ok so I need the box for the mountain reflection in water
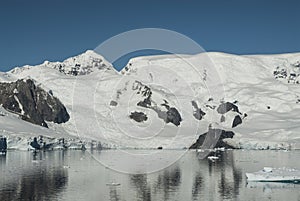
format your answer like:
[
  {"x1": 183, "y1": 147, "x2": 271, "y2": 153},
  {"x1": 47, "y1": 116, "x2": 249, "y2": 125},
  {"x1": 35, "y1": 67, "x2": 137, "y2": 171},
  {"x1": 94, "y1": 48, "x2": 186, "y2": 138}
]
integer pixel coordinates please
[
  {"x1": 0, "y1": 150, "x2": 299, "y2": 201},
  {"x1": 0, "y1": 151, "x2": 68, "y2": 201}
]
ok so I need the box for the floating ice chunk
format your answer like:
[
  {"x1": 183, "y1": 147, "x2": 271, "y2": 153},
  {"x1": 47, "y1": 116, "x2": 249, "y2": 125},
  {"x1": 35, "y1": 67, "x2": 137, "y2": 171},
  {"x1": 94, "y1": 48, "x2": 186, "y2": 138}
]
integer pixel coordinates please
[{"x1": 246, "y1": 167, "x2": 300, "y2": 182}]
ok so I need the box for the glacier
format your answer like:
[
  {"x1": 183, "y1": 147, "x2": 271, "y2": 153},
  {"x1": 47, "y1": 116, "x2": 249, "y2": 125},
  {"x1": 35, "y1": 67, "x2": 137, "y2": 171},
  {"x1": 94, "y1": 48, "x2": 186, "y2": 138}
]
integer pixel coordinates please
[{"x1": 1, "y1": 50, "x2": 300, "y2": 150}]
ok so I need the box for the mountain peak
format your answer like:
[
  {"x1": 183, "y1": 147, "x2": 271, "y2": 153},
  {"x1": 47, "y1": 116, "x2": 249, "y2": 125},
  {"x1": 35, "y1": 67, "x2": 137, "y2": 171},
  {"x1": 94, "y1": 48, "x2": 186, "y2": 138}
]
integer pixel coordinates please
[
  {"x1": 10, "y1": 50, "x2": 115, "y2": 76},
  {"x1": 74, "y1": 50, "x2": 102, "y2": 59}
]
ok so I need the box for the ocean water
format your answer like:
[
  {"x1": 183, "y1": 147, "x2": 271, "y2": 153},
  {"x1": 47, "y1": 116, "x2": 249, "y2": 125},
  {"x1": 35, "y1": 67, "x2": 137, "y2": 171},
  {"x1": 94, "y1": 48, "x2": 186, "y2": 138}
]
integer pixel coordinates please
[{"x1": 0, "y1": 150, "x2": 300, "y2": 201}]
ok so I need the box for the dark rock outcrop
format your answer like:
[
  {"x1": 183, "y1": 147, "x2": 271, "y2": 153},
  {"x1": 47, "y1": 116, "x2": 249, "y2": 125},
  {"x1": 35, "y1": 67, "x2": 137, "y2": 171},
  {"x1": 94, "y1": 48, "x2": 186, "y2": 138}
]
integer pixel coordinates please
[
  {"x1": 30, "y1": 137, "x2": 41, "y2": 150},
  {"x1": 192, "y1": 101, "x2": 206, "y2": 120},
  {"x1": 217, "y1": 102, "x2": 241, "y2": 114},
  {"x1": 134, "y1": 81, "x2": 182, "y2": 126},
  {"x1": 166, "y1": 107, "x2": 182, "y2": 126},
  {"x1": 152, "y1": 105, "x2": 182, "y2": 126},
  {"x1": 134, "y1": 81, "x2": 153, "y2": 108},
  {"x1": 137, "y1": 97, "x2": 152, "y2": 108},
  {"x1": 232, "y1": 115, "x2": 242, "y2": 128},
  {"x1": 110, "y1": 100, "x2": 118, "y2": 106},
  {"x1": 220, "y1": 115, "x2": 225, "y2": 122},
  {"x1": 129, "y1": 111, "x2": 148, "y2": 122},
  {"x1": 132, "y1": 80, "x2": 152, "y2": 97},
  {"x1": 193, "y1": 108, "x2": 206, "y2": 120},
  {"x1": 273, "y1": 64, "x2": 300, "y2": 84},
  {"x1": 273, "y1": 67, "x2": 287, "y2": 79},
  {"x1": 0, "y1": 79, "x2": 70, "y2": 127},
  {"x1": 190, "y1": 129, "x2": 235, "y2": 149},
  {"x1": 0, "y1": 137, "x2": 7, "y2": 153}
]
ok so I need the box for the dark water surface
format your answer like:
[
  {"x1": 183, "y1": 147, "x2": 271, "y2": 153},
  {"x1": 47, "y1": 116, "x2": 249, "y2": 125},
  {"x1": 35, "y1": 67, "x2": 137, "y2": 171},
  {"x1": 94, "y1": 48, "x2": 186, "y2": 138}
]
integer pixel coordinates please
[{"x1": 0, "y1": 150, "x2": 300, "y2": 201}]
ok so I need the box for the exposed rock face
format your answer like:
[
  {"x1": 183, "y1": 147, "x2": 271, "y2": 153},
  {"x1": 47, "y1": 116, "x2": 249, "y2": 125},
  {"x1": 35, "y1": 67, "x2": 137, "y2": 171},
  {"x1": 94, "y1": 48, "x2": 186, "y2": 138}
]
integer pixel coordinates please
[
  {"x1": 0, "y1": 137, "x2": 7, "y2": 152},
  {"x1": 217, "y1": 102, "x2": 241, "y2": 114},
  {"x1": 134, "y1": 81, "x2": 182, "y2": 126},
  {"x1": 165, "y1": 107, "x2": 182, "y2": 126},
  {"x1": 42, "y1": 50, "x2": 111, "y2": 76},
  {"x1": 151, "y1": 106, "x2": 182, "y2": 126},
  {"x1": 110, "y1": 100, "x2": 118, "y2": 106},
  {"x1": 30, "y1": 137, "x2": 41, "y2": 150},
  {"x1": 220, "y1": 115, "x2": 225, "y2": 122},
  {"x1": 273, "y1": 62, "x2": 300, "y2": 84},
  {"x1": 214, "y1": 100, "x2": 246, "y2": 128},
  {"x1": 129, "y1": 111, "x2": 148, "y2": 122},
  {"x1": 137, "y1": 97, "x2": 152, "y2": 108},
  {"x1": 132, "y1": 81, "x2": 152, "y2": 97},
  {"x1": 191, "y1": 101, "x2": 206, "y2": 120},
  {"x1": 0, "y1": 79, "x2": 70, "y2": 127},
  {"x1": 232, "y1": 115, "x2": 242, "y2": 128},
  {"x1": 190, "y1": 129, "x2": 235, "y2": 149},
  {"x1": 273, "y1": 67, "x2": 287, "y2": 79}
]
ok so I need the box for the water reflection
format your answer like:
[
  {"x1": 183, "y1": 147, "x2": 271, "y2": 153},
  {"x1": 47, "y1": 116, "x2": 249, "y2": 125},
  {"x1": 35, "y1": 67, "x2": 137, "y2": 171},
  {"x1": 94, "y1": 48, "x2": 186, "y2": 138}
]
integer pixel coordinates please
[
  {"x1": 124, "y1": 150, "x2": 243, "y2": 201},
  {"x1": 192, "y1": 173, "x2": 203, "y2": 201},
  {"x1": 0, "y1": 155, "x2": 6, "y2": 166},
  {"x1": 0, "y1": 168, "x2": 68, "y2": 201},
  {"x1": 108, "y1": 185, "x2": 121, "y2": 201},
  {"x1": 0, "y1": 151, "x2": 68, "y2": 201},
  {"x1": 0, "y1": 150, "x2": 299, "y2": 201},
  {"x1": 127, "y1": 166, "x2": 181, "y2": 201},
  {"x1": 130, "y1": 174, "x2": 151, "y2": 201},
  {"x1": 155, "y1": 167, "x2": 181, "y2": 201},
  {"x1": 217, "y1": 151, "x2": 243, "y2": 200},
  {"x1": 194, "y1": 150, "x2": 243, "y2": 200}
]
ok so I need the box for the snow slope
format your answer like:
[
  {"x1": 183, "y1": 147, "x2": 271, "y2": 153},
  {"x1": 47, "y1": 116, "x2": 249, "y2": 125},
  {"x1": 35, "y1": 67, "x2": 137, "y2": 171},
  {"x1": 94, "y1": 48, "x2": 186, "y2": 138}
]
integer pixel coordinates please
[{"x1": 1, "y1": 50, "x2": 300, "y2": 149}]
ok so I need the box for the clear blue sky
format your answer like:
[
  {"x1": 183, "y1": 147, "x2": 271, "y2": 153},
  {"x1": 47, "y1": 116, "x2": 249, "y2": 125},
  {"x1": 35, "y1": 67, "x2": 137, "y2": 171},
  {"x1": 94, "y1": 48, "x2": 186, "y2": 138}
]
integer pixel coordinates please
[{"x1": 1, "y1": 0, "x2": 300, "y2": 71}]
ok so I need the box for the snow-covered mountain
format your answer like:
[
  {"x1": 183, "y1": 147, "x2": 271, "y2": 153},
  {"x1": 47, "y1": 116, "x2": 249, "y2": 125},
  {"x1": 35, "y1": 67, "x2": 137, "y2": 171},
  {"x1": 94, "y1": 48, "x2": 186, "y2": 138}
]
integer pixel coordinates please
[
  {"x1": 1, "y1": 50, "x2": 300, "y2": 150},
  {"x1": 9, "y1": 50, "x2": 113, "y2": 76}
]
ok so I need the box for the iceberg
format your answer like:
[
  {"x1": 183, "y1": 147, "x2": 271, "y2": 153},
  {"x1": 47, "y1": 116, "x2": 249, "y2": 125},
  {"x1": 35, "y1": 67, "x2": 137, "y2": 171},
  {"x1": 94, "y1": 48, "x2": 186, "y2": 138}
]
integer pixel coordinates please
[{"x1": 246, "y1": 167, "x2": 300, "y2": 183}]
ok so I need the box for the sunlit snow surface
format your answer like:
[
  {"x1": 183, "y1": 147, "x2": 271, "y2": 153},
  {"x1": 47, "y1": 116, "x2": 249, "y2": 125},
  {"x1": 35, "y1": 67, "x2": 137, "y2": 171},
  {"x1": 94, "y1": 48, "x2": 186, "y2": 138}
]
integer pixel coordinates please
[{"x1": 1, "y1": 50, "x2": 300, "y2": 150}]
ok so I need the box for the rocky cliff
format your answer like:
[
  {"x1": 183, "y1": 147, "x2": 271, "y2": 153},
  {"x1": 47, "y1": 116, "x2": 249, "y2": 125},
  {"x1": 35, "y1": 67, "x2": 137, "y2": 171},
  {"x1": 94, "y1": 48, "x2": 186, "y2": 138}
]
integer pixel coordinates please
[{"x1": 0, "y1": 79, "x2": 69, "y2": 127}]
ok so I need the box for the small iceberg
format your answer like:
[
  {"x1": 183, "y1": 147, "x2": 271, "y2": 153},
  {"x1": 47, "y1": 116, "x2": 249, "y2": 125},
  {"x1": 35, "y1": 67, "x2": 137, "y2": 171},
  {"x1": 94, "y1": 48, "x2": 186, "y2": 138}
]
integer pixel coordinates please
[
  {"x1": 246, "y1": 167, "x2": 300, "y2": 183},
  {"x1": 106, "y1": 182, "x2": 121, "y2": 186},
  {"x1": 207, "y1": 156, "x2": 219, "y2": 162}
]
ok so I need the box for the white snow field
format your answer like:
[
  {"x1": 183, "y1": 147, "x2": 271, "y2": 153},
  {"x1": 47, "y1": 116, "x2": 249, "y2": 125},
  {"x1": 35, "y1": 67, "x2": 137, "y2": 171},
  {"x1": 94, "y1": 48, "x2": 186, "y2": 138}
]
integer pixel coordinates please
[{"x1": 1, "y1": 50, "x2": 300, "y2": 150}]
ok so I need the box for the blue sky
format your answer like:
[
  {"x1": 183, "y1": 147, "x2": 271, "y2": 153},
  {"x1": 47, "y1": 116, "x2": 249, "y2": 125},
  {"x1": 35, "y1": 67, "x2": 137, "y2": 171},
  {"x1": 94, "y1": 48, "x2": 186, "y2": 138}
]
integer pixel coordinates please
[{"x1": 1, "y1": 0, "x2": 300, "y2": 71}]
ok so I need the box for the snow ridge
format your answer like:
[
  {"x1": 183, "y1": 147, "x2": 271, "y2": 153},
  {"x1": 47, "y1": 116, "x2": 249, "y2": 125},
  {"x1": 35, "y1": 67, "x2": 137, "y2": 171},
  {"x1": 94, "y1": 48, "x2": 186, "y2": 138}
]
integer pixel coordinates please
[
  {"x1": 1, "y1": 50, "x2": 300, "y2": 150},
  {"x1": 10, "y1": 50, "x2": 115, "y2": 76}
]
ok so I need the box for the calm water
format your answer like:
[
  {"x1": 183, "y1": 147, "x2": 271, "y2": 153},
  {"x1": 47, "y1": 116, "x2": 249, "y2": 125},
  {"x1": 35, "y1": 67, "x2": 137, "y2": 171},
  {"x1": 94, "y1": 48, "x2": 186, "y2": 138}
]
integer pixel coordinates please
[{"x1": 0, "y1": 150, "x2": 300, "y2": 201}]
